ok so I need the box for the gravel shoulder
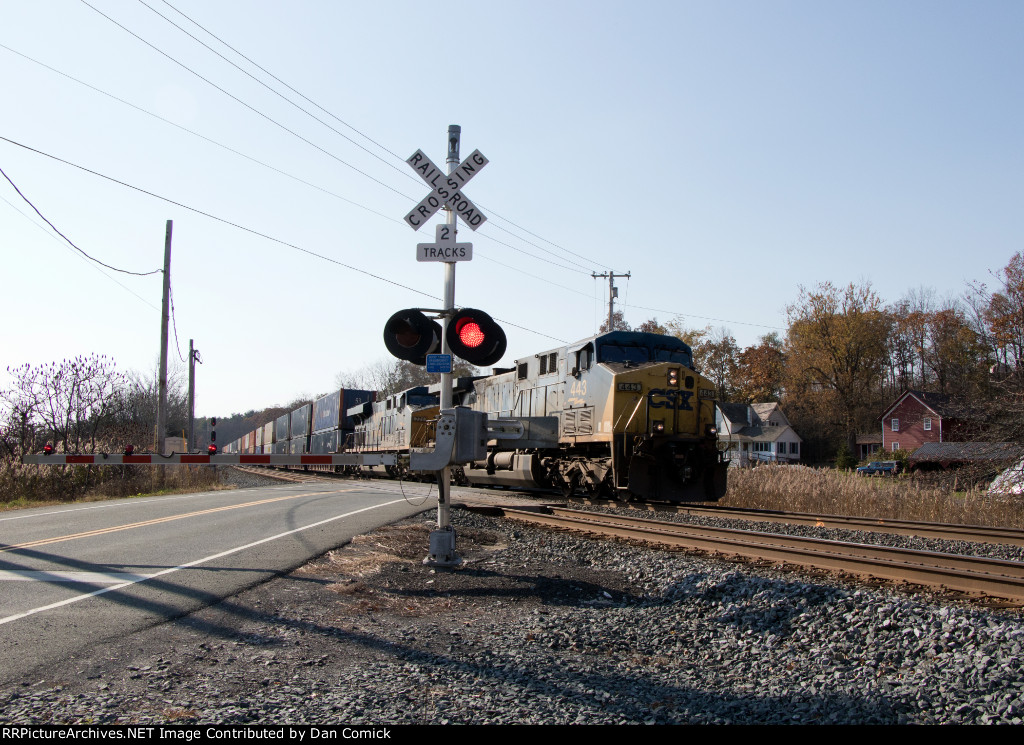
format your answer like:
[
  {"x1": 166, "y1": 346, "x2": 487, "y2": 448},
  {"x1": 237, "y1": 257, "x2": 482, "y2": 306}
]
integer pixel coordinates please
[{"x1": 3, "y1": 505, "x2": 1024, "y2": 725}]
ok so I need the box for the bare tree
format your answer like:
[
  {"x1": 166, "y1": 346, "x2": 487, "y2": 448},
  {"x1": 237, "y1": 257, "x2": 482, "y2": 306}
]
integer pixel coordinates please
[{"x1": 2, "y1": 355, "x2": 127, "y2": 454}]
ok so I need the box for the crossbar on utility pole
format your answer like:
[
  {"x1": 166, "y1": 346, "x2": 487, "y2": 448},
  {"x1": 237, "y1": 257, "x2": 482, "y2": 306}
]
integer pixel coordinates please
[{"x1": 592, "y1": 271, "x2": 631, "y2": 330}]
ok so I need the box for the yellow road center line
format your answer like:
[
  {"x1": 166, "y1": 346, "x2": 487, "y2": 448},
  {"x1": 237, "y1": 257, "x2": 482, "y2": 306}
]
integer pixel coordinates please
[{"x1": 0, "y1": 489, "x2": 354, "y2": 553}]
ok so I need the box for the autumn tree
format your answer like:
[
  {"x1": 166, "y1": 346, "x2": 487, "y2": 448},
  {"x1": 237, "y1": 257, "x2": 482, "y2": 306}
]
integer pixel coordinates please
[
  {"x1": 734, "y1": 333, "x2": 786, "y2": 403},
  {"x1": 634, "y1": 317, "x2": 667, "y2": 335},
  {"x1": 699, "y1": 328, "x2": 739, "y2": 400},
  {"x1": 598, "y1": 310, "x2": 630, "y2": 333},
  {"x1": 984, "y1": 252, "x2": 1024, "y2": 374},
  {"x1": 785, "y1": 282, "x2": 891, "y2": 451}
]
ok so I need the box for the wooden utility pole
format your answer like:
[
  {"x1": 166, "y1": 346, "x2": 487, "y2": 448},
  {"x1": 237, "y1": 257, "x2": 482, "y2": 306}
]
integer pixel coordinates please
[
  {"x1": 157, "y1": 220, "x2": 172, "y2": 465},
  {"x1": 593, "y1": 271, "x2": 631, "y2": 330}
]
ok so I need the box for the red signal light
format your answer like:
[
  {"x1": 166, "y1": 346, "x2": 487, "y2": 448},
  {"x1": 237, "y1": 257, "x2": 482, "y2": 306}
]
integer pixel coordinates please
[
  {"x1": 42, "y1": 444, "x2": 54, "y2": 455},
  {"x1": 456, "y1": 319, "x2": 486, "y2": 348},
  {"x1": 208, "y1": 445, "x2": 217, "y2": 455},
  {"x1": 446, "y1": 309, "x2": 507, "y2": 366}
]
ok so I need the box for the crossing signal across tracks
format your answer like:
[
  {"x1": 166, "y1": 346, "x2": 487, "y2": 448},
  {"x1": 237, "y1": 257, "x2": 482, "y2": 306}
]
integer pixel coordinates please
[
  {"x1": 383, "y1": 309, "x2": 443, "y2": 365},
  {"x1": 447, "y1": 308, "x2": 506, "y2": 367}
]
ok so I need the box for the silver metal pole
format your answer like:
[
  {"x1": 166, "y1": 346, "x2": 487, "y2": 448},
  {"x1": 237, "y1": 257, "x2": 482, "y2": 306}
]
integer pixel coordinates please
[
  {"x1": 424, "y1": 125, "x2": 463, "y2": 567},
  {"x1": 438, "y1": 125, "x2": 459, "y2": 530}
]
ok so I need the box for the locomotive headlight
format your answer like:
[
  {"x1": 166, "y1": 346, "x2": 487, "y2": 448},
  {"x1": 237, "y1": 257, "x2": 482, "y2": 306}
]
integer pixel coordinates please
[
  {"x1": 667, "y1": 369, "x2": 679, "y2": 387},
  {"x1": 653, "y1": 420, "x2": 665, "y2": 433}
]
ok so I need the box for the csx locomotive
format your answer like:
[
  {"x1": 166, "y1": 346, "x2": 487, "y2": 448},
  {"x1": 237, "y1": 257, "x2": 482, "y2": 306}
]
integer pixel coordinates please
[{"x1": 453, "y1": 330, "x2": 728, "y2": 502}]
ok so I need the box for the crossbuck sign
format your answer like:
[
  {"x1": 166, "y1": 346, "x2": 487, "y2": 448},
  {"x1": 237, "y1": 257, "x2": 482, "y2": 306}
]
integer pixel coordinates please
[{"x1": 404, "y1": 148, "x2": 488, "y2": 230}]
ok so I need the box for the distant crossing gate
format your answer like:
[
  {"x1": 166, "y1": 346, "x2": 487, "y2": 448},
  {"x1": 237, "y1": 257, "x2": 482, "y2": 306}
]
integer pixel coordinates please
[{"x1": 22, "y1": 453, "x2": 396, "y2": 467}]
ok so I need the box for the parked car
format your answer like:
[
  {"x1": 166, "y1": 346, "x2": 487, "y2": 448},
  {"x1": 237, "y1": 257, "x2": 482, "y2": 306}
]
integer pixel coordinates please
[{"x1": 857, "y1": 460, "x2": 898, "y2": 476}]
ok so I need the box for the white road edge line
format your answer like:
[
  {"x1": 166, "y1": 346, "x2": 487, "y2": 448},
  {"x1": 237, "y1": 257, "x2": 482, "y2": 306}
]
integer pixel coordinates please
[
  {"x1": 0, "y1": 483, "x2": 324, "y2": 523},
  {"x1": 0, "y1": 498, "x2": 410, "y2": 626}
]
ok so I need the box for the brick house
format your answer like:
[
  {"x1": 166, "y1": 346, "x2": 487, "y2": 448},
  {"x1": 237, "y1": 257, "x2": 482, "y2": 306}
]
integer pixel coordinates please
[{"x1": 878, "y1": 390, "x2": 962, "y2": 452}]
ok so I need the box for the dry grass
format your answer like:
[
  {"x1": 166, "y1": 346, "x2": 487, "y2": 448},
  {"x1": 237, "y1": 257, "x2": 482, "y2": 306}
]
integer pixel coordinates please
[
  {"x1": 720, "y1": 464, "x2": 1024, "y2": 529},
  {"x1": 0, "y1": 463, "x2": 228, "y2": 509}
]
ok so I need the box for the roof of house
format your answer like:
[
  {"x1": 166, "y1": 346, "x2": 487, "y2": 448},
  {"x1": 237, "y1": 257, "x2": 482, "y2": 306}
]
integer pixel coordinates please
[
  {"x1": 717, "y1": 402, "x2": 750, "y2": 426},
  {"x1": 909, "y1": 442, "x2": 1024, "y2": 464},
  {"x1": 856, "y1": 433, "x2": 883, "y2": 445},
  {"x1": 879, "y1": 390, "x2": 957, "y2": 421},
  {"x1": 751, "y1": 402, "x2": 780, "y2": 421},
  {"x1": 721, "y1": 424, "x2": 799, "y2": 443}
]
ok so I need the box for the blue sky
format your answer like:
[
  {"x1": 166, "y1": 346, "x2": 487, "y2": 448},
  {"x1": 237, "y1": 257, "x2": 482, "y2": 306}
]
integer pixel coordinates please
[{"x1": 2, "y1": 0, "x2": 1021, "y2": 416}]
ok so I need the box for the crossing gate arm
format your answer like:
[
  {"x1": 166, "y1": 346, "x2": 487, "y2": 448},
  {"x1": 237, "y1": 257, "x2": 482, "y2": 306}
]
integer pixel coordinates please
[{"x1": 22, "y1": 453, "x2": 397, "y2": 467}]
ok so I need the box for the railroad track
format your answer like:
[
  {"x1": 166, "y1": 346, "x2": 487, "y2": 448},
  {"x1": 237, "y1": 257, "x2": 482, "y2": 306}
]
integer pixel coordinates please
[
  {"x1": 499, "y1": 506, "x2": 1024, "y2": 603},
  {"x1": 229, "y1": 465, "x2": 326, "y2": 483},
  {"x1": 570, "y1": 497, "x2": 1024, "y2": 547}
]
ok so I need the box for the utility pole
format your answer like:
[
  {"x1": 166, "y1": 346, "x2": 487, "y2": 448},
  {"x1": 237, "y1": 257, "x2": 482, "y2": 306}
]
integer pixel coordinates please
[
  {"x1": 157, "y1": 220, "x2": 172, "y2": 457},
  {"x1": 593, "y1": 271, "x2": 631, "y2": 330},
  {"x1": 188, "y1": 340, "x2": 201, "y2": 451}
]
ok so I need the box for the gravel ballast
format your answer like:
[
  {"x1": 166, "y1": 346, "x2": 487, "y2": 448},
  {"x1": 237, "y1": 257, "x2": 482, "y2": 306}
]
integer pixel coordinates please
[{"x1": 2, "y1": 506, "x2": 1023, "y2": 725}]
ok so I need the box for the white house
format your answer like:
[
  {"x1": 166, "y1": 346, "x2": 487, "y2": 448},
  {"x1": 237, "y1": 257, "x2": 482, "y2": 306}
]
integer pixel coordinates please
[{"x1": 716, "y1": 402, "x2": 803, "y2": 466}]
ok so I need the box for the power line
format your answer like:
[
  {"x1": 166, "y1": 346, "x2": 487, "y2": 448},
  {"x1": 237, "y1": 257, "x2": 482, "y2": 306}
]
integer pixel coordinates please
[
  {"x1": 0, "y1": 134, "x2": 440, "y2": 303},
  {"x1": 0, "y1": 192, "x2": 160, "y2": 312},
  {"x1": 134, "y1": 0, "x2": 414, "y2": 184},
  {"x1": 144, "y1": 0, "x2": 612, "y2": 276},
  {"x1": 1, "y1": 42, "x2": 602, "y2": 283},
  {"x1": 0, "y1": 164, "x2": 161, "y2": 277},
  {"x1": 1, "y1": 134, "x2": 574, "y2": 346},
  {"x1": 154, "y1": 0, "x2": 410, "y2": 166},
  {"x1": 78, "y1": 0, "x2": 416, "y2": 204},
  {"x1": 622, "y1": 301, "x2": 787, "y2": 332}
]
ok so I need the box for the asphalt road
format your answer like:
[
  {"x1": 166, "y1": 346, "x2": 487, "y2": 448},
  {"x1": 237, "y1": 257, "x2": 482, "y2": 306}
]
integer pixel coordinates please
[{"x1": 0, "y1": 480, "x2": 435, "y2": 683}]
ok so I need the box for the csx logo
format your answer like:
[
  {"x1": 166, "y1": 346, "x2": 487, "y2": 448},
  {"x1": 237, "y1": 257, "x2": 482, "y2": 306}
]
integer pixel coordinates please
[{"x1": 647, "y1": 389, "x2": 694, "y2": 411}]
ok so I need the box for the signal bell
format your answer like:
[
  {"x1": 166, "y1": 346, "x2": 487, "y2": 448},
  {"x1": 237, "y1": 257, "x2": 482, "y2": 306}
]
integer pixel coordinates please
[
  {"x1": 447, "y1": 308, "x2": 506, "y2": 366},
  {"x1": 383, "y1": 309, "x2": 442, "y2": 365}
]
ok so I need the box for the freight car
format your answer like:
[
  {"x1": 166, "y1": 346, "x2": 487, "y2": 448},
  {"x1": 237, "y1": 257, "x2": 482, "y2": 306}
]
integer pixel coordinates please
[{"x1": 222, "y1": 387, "x2": 374, "y2": 463}]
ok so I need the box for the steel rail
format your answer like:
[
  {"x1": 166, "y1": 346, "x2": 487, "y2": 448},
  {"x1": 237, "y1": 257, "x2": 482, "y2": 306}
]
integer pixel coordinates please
[
  {"x1": 569, "y1": 499, "x2": 1024, "y2": 547},
  {"x1": 502, "y1": 507, "x2": 1024, "y2": 602}
]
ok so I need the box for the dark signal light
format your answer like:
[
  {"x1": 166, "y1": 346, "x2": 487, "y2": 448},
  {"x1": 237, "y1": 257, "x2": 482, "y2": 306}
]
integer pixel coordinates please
[
  {"x1": 383, "y1": 309, "x2": 442, "y2": 365},
  {"x1": 124, "y1": 444, "x2": 134, "y2": 456},
  {"x1": 446, "y1": 309, "x2": 506, "y2": 366}
]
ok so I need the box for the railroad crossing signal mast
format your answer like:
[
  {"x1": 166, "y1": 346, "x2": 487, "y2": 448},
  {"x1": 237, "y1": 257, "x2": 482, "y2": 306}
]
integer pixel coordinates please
[{"x1": 384, "y1": 125, "x2": 502, "y2": 567}]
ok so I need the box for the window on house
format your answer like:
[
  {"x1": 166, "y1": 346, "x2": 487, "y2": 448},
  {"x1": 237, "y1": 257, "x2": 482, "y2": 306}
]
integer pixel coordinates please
[
  {"x1": 892, "y1": 442, "x2": 900, "y2": 451},
  {"x1": 891, "y1": 418, "x2": 899, "y2": 432},
  {"x1": 923, "y1": 417, "x2": 932, "y2": 431},
  {"x1": 791, "y1": 442, "x2": 799, "y2": 454},
  {"x1": 777, "y1": 442, "x2": 786, "y2": 454}
]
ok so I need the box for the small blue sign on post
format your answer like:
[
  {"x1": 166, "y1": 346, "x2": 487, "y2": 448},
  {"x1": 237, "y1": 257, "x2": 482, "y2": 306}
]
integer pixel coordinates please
[{"x1": 426, "y1": 354, "x2": 453, "y2": 374}]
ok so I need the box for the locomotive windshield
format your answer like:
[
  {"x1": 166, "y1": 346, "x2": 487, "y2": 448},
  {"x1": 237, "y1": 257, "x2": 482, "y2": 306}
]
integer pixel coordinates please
[
  {"x1": 599, "y1": 344, "x2": 650, "y2": 364},
  {"x1": 598, "y1": 342, "x2": 693, "y2": 369}
]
